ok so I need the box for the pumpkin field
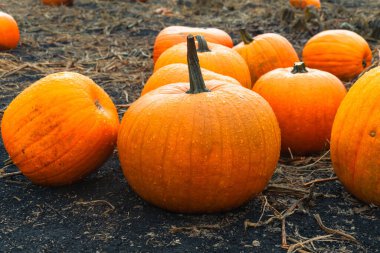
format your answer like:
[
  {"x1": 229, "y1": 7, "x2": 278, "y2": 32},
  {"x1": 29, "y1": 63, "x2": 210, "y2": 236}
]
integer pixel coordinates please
[{"x1": 1, "y1": 0, "x2": 380, "y2": 252}]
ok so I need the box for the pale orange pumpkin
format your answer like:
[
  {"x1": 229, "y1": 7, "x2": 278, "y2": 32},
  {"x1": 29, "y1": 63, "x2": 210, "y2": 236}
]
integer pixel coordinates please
[
  {"x1": 154, "y1": 35, "x2": 252, "y2": 89},
  {"x1": 302, "y1": 29, "x2": 372, "y2": 81},
  {"x1": 1, "y1": 72, "x2": 119, "y2": 186},
  {"x1": 41, "y1": 0, "x2": 73, "y2": 6},
  {"x1": 234, "y1": 29, "x2": 299, "y2": 85},
  {"x1": 117, "y1": 35, "x2": 280, "y2": 213},
  {"x1": 253, "y1": 62, "x2": 346, "y2": 155},
  {"x1": 141, "y1": 63, "x2": 241, "y2": 95},
  {"x1": 289, "y1": 0, "x2": 321, "y2": 9},
  {"x1": 331, "y1": 66, "x2": 380, "y2": 206},
  {"x1": 153, "y1": 26, "x2": 233, "y2": 63},
  {"x1": 0, "y1": 11, "x2": 20, "y2": 50}
]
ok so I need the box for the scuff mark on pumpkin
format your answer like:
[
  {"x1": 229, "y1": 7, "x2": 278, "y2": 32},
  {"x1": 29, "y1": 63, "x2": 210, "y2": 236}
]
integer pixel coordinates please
[
  {"x1": 369, "y1": 130, "x2": 376, "y2": 137},
  {"x1": 95, "y1": 100, "x2": 104, "y2": 111}
]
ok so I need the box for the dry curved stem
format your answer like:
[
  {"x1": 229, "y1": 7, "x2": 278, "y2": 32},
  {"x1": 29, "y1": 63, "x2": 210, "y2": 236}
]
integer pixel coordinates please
[
  {"x1": 75, "y1": 200, "x2": 115, "y2": 214},
  {"x1": 303, "y1": 176, "x2": 338, "y2": 187},
  {"x1": 245, "y1": 194, "x2": 308, "y2": 229},
  {"x1": 281, "y1": 150, "x2": 330, "y2": 169},
  {"x1": 0, "y1": 171, "x2": 22, "y2": 179},
  {"x1": 287, "y1": 234, "x2": 334, "y2": 253},
  {"x1": 314, "y1": 214, "x2": 358, "y2": 243},
  {"x1": 116, "y1": 103, "x2": 132, "y2": 108},
  {"x1": 170, "y1": 224, "x2": 220, "y2": 234}
]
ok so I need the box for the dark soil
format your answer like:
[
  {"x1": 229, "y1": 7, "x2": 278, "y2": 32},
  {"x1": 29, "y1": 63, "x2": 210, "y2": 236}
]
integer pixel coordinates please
[{"x1": 0, "y1": 0, "x2": 379, "y2": 252}]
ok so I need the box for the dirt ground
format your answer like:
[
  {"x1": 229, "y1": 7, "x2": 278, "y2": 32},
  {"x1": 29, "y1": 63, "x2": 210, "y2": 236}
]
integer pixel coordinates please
[{"x1": 1, "y1": 0, "x2": 379, "y2": 252}]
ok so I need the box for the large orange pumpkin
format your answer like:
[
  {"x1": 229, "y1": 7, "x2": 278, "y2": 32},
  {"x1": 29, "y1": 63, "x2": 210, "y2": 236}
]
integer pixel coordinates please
[
  {"x1": 331, "y1": 67, "x2": 380, "y2": 206},
  {"x1": 141, "y1": 63, "x2": 241, "y2": 95},
  {"x1": 1, "y1": 72, "x2": 119, "y2": 186},
  {"x1": 0, "y1": 11, "x2": 20, "y2": 50},
  {"x1": 289, "y1": 0, "x2": 321, "y2": 9},
  {"x1": 154, "y1": 35, "x2": 252, "y2": 89},
  {"x1": 41, "y1": 0, "x2": 73, "y2": 6},
  {"x1": 153, "y1": 26, "x2": 233, "y2": 63},
  {"x1": 233, "y1": 29, "x2": 299, "y2": 85},
  {"x1": 118, "y1": 35, "x2": 281, "y2": 213},
  {"x1": 302, "y1": 30, "x2": 372, "y2": 81},
  {"x1": 253, "y1": 62, "x2": 346, "y2": 155}
]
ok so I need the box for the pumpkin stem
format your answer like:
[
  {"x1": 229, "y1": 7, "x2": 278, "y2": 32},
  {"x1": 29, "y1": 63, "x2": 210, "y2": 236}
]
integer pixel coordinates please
[
  {"x1": 291, "y1": 62, "x2": 308, "y2": 74},
  {"x1": 196, "y1": 35, "x2": 211, "y2": 52},
  {"x1": 240, "y1": 28, "x2": 254, "y2": 45},
  {"x1": 186, "y1": 35, "x2": 210, "y2": 94}
]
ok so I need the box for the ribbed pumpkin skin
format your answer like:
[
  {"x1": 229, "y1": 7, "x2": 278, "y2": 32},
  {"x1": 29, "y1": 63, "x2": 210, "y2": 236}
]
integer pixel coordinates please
[
  {"x1": 289, "y1": 0, "x2": 321, "y2": 9},
  {"x1": 331, "y1": 67, "x2": 380, "y2": 206},
  {"x1": 234, "y1": 33, "x2": 299, "y2": 85},
  {"x1": 142, "y1": 63, "x2": 241, "y2": 95},
  {"x1": 253, "y1": 65, "x2": 346, "y2": 155},
  {"x1": 118, "y1": 81, "x2": 281, "y2": 213},
  {"x1": 1, "y1": 72, "x2": 119, "y2": 186},
  {"x1": 154, "y1": 42, "x2": 252, "y2": 89},
  {"x1": 153, "y1": 26, "x2": 233, "y2": 63},
  {"x1": 42, "y1": 0, "x2": 73, "y2": 6},
  {"x1": 302, "y1": 30, "x2": 372, "y2": 81},
  {"x1": 0, "y1": 11, "x2": 20, "y2": 50}
]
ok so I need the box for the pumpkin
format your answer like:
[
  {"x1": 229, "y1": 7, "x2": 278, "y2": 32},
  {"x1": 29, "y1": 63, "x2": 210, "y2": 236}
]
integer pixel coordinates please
[
  {"x1": 153, "y1": 26, "x2": 233, "y2": 63},
  {"x1": 233, "y1": 29, "x2": 299, "y2": 85},
  {"x1": 154, "y1": 35, "x2": 252, "y2": 89},
  {"x1": 302, "y1": 29, "x2": 372, "y2": 81},
  {"x1": 41, "y1": 0, "x2": 73, "y2": 6},
  {"x1": 289, "y1": 0, "x2": 321, "y2": 9},
  {"x1": 117, "y1": 35, "x2": 281, "y2": 213},
  {"x1": 141, "y1": 63, "x2": 241, "y2": 95},
  {"x1": 1, "y1": 72, "x2": 119, "y2": 186},
  {"x1": 0, "y1": 11, "x2": 20, "y2": 50},
  {"x1": 253, "y1": 62, "x2": 346, "y2": 155},
  {"x1": 331, "y1": 66, "x2": 380, "y2": 206}
]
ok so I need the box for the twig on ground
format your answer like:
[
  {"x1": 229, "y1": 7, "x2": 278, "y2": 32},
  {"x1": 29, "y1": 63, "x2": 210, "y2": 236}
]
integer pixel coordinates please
[
  {"x1": 314, "y1": 214, "x2": 358, "y2": 243},
  {"x1": 281, "y1": 218, "x2": 288, "y2": 249},
  {"x1": 281, "y1": 150, "x2": 330, "y2": 169},
  {"x1": 116, "y1": 103, "x2": 132, "y2": 108},
  {"x1": 303, "y1": 177, "x2": 338, "y2": 186},
  {"x1": 75, "y1": 200, "x2": 116, "y2": 214},
  {"x1": 170, "y1": 224, "x2": 220, "y2": 233},
  {"x1": 267, "y1": 184, "x2": 309, "y2": 196},
  {"x1": 287, "y1": 234, "x2": 333, "y2": 253},
  {"x1": 0, "y1": 171, "x2": 22, "y2": 179}
]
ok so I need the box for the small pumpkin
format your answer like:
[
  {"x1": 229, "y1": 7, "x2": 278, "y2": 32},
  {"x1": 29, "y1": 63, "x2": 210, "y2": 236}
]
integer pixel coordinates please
[
  {"x1": 41, "y1": 0, "x2": 73, "y2": 6},
  {"x1": 233, "y1": 29, "x2": 299, "y2": 85},
  {"x1": 253, "y1": 62, "x2": 346, "y2": 155},
  {"x1": 1, "y1": 72, "x2": 119, "y2": 186},
  {"x1": 302, "y1": 29, "x2": 372, "y2": 81},
  {"x1": 153, "y1": 26, "x2": 233, "y2": 63},
  {"x1": 0, "y1": 11, "x2": 20, "y2": 50},
  {"x1": 331, "y1": 66, "x2": 380, "y2": 206},
  {"x1": 141, "y1": 63, "x2": 241, "y2": 95},
  {"x1": 289, "y1": 0, "x2": 321, "y2": 9},
  {"x1": 118, "y1": 35, "x2": 281, "y2": 213},
  {"x1": 154, "y1": 35, "x2": 252, "y2": 89}
]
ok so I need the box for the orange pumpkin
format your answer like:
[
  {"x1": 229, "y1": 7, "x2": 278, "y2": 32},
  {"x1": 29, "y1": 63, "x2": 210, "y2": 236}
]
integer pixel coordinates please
[
  {"x1": 302, "y1": 29, "x2": 372, "y2": 81},
  {"x1": 141, "y1": 63, "x2": 241, "y2": 95},
  {"x1": 118, "y1": 35, "x2": 281, "y2": 213},
  {"x1": 289, "y1": 0, "x2": 321, "y2": 9},
  {"x1": 153, "y1": 26, "x2": 233, "y2": 63},
  {"x1": 41, "y1": 0, "x2": 73, "y2": 6},
  {"x1": 0, "y1": 11, "x2": 20, "y2": 50},
  {"x1": 1, "y1": 72, "x2": 119, "y2": 186},
  {"x1": 253, "y1": 62, "x2": 346, "y2": 155},
  {"x1": 154, "y1": 35, "x2": 252, "y2": 89},
  {"x1": 233, "y1": 29, "x2": 299, "y2": 85},
  {"x1": 331, "y1": 67, "x2": 380, "y2": 206}
]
